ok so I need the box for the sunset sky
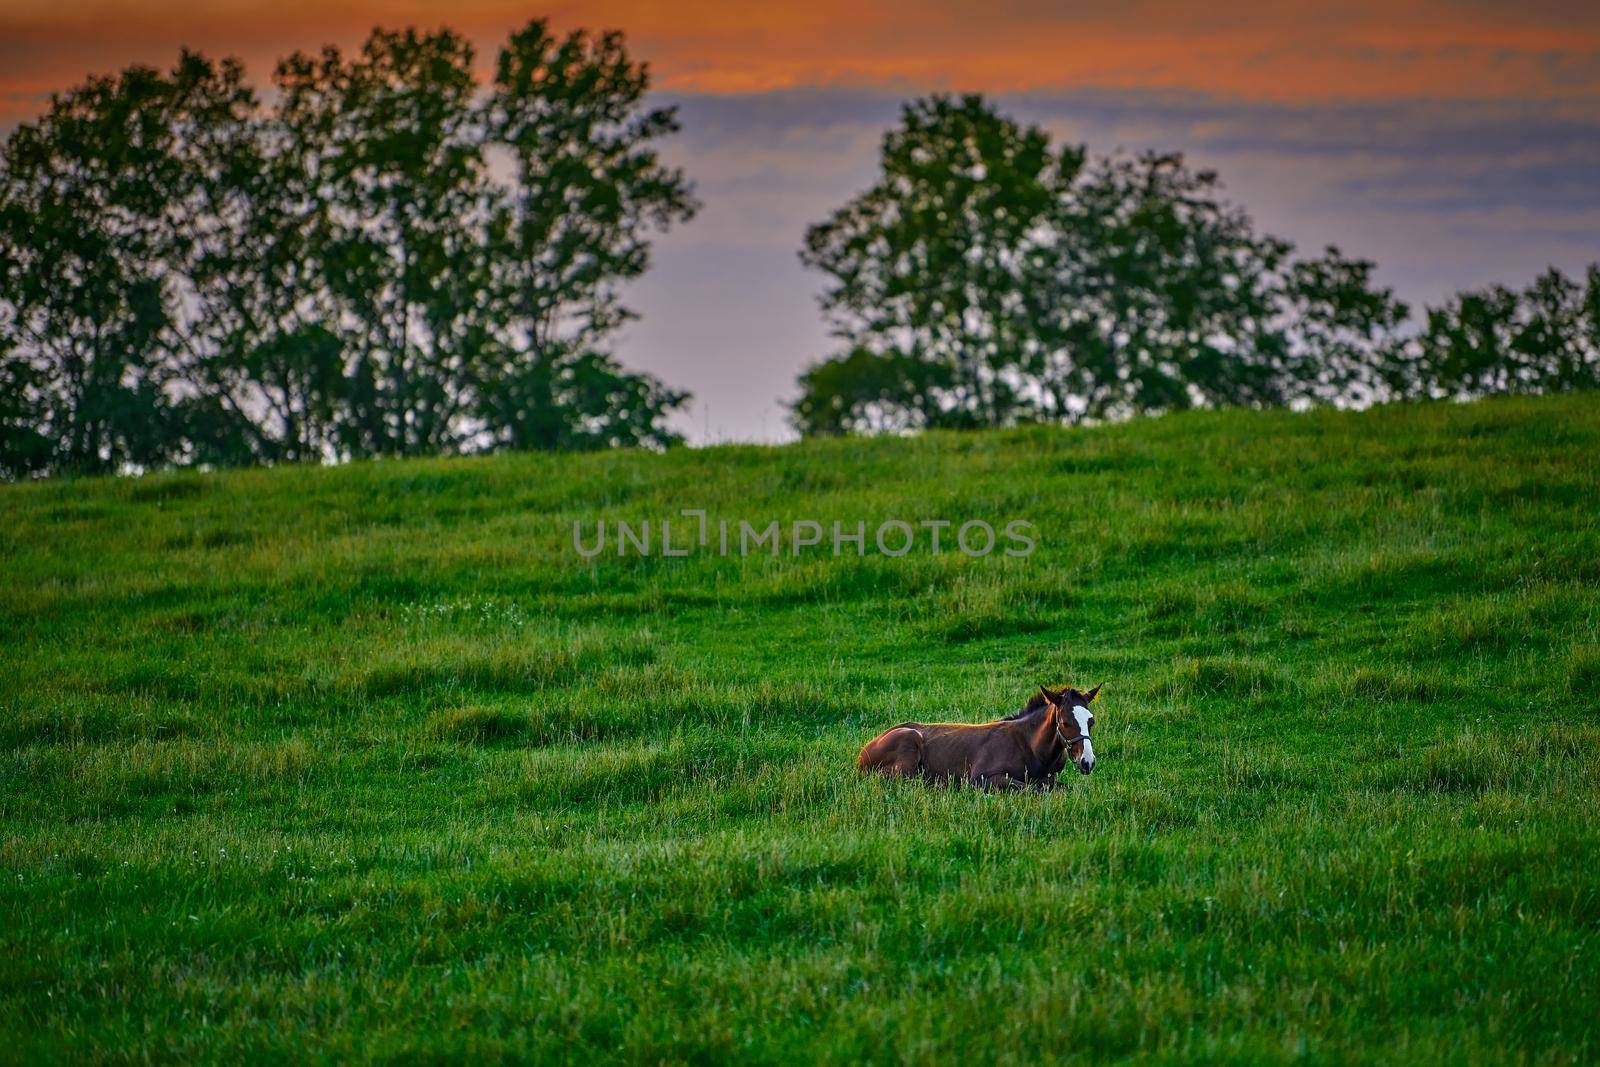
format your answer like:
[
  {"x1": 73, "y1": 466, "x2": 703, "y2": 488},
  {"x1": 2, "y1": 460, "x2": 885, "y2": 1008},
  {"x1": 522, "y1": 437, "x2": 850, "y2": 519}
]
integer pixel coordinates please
[{"x1": 4, "y1": 1, "x2": 1598, "y2": 440}]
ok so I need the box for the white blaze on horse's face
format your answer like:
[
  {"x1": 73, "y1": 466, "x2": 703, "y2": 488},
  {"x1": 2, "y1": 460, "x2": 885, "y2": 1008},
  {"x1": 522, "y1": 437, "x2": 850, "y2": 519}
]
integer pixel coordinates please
[{"x1": 1072, "y1": 705, "x2": 1095, "y2": 775}]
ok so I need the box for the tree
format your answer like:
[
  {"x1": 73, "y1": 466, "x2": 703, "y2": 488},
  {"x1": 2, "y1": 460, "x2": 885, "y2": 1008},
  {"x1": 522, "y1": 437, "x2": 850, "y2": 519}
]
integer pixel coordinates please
[
  {"x1": 1416, "y1": 267, "x2": 1600, "y2": 399},
  {"x1": 791, "y1": 347, "x2": 955, "y2": 436},
  {"x1": 0, "y1": 339, "x2": 52, "y2": 478},
  {"x1": 243, "y1": 21, "x2": 695, "y2": 457},
  {"x1": 1515, "y1": 268, "x2": 1599, "y2": 392},
  {"x1": 1416, "y1": 285, "x2": 1521, "y2": 398},
  {"x1": 0, "y1": 65, "x2": 183, "y2": 474},
  {"x1": 0, "y1": 20, "x2": 696, "y2": 477},
  {"x1": 1040, "y1": 150, "x2": 1295, "y2": 420},
  {"x1": 478, "y1": 20, "x2": 697, "y2": 451},
  {"x1": 1280, "y1": 246, "x2": 1411, "y2": 406},
  {"x1": 801, "y1": 95, "x2": 1078, "y2": 430},
  {"x1": 793, "y1": 94, "x2": 1414, "y2": 435},
  {"x1": 1584, "y1": 266, "x2": 1600, "y2": 374},
  {"x1": 270, "y1": 28, "x2": 494, "y2": 458},
  {"x1": 161, "y1": 51, "x2": 348, "y2": 466}
]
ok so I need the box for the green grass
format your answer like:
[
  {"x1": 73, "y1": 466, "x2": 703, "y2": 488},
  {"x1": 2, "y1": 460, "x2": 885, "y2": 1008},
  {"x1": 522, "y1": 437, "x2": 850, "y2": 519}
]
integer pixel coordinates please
[{"x1": 2, "y1": 395, "x2": 1598, "y2": 1064}]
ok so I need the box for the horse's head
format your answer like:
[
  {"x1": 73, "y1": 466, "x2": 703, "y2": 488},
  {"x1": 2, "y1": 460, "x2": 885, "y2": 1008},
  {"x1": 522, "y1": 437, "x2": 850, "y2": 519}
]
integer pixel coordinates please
[{"x1": 1039, "y1": 683, "x2": 1101, "y2": 775}]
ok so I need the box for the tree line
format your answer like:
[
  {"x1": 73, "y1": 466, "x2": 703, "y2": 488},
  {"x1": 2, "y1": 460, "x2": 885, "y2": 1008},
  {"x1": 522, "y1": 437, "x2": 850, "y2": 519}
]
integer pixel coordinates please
[
  {"x1": 0, "y1": 21, "x2": 695, "y2": 477},
  {"x1": 793, "y1": 95, "x2": 1600, "y2": 435},
  {"x1": 3, "y1": 40, "x2": 1597, "y2": 478}
]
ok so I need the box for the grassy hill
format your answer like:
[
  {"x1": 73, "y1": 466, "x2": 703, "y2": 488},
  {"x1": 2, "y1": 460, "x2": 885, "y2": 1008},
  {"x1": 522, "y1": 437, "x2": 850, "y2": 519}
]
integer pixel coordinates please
[{"x1": 3, "y1": 395, "x2": 1598, "y2": 1063}]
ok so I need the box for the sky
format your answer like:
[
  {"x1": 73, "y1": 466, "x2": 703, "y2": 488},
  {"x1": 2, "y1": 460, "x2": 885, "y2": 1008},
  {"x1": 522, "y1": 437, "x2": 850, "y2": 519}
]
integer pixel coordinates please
[{"x1": 3, "y1": 1, "x2": 1599, "y2": 442}]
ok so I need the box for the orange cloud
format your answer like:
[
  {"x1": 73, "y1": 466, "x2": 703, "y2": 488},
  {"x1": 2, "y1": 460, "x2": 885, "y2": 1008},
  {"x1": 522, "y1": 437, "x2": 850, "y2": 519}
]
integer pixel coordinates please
[{"x1": 2, "y1": 0, "x2": 1598, "y2": 122}]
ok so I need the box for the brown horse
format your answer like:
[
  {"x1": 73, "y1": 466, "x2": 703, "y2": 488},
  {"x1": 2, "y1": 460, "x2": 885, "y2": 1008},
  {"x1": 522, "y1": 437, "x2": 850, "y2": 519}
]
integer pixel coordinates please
[{"x1": 856, "y1": 684, "x2": 1101, "y2": 789}]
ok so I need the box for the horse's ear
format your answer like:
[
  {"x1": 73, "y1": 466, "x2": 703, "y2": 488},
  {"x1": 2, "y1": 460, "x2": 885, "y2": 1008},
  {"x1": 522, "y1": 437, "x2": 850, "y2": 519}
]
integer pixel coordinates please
[
  {"x1": 1084, "y1": 683, "x2": 1102, "y2": 703},
  {"x1": 1038, "y1": 685, "x2": 1056, "y2": 706}
]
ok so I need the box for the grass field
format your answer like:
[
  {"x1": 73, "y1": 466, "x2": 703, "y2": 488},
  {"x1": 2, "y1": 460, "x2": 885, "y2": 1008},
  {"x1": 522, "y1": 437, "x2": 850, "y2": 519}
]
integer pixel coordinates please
[{"x1": 2, "y1": 395, "x2": 1598, "y2": 1063}]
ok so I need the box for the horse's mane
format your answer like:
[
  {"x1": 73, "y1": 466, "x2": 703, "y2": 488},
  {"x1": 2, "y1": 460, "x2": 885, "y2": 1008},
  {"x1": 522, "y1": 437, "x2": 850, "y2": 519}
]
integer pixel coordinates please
[{"x1": 1002, "y1": 690, "x2": 1053, "y2": 721}]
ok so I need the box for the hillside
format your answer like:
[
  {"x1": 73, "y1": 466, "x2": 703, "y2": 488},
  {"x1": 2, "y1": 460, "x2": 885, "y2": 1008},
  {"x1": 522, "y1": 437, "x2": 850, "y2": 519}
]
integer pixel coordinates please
[{"x1": 3, "y1": 395, "x2": 1598, "y2": 1063}]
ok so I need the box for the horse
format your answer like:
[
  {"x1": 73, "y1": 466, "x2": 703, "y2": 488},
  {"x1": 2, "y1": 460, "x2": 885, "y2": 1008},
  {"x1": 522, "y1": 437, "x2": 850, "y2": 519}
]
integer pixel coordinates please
[{"x1": 856, "y1": 684, "x2": 1101, "y2": 789}]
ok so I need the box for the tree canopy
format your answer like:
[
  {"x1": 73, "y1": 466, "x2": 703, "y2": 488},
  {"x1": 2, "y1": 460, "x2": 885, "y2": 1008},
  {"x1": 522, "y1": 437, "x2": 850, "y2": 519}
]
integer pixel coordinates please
[
  {"x1": 4, "y1": 71, "x2": 1596, "y2": 473},
  {"x1": 0, "y1": 20, "x2": 696, "y2": 477},
  {"x1": 794, "y1": 94, "x2": 1597, "y2": 436}
]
